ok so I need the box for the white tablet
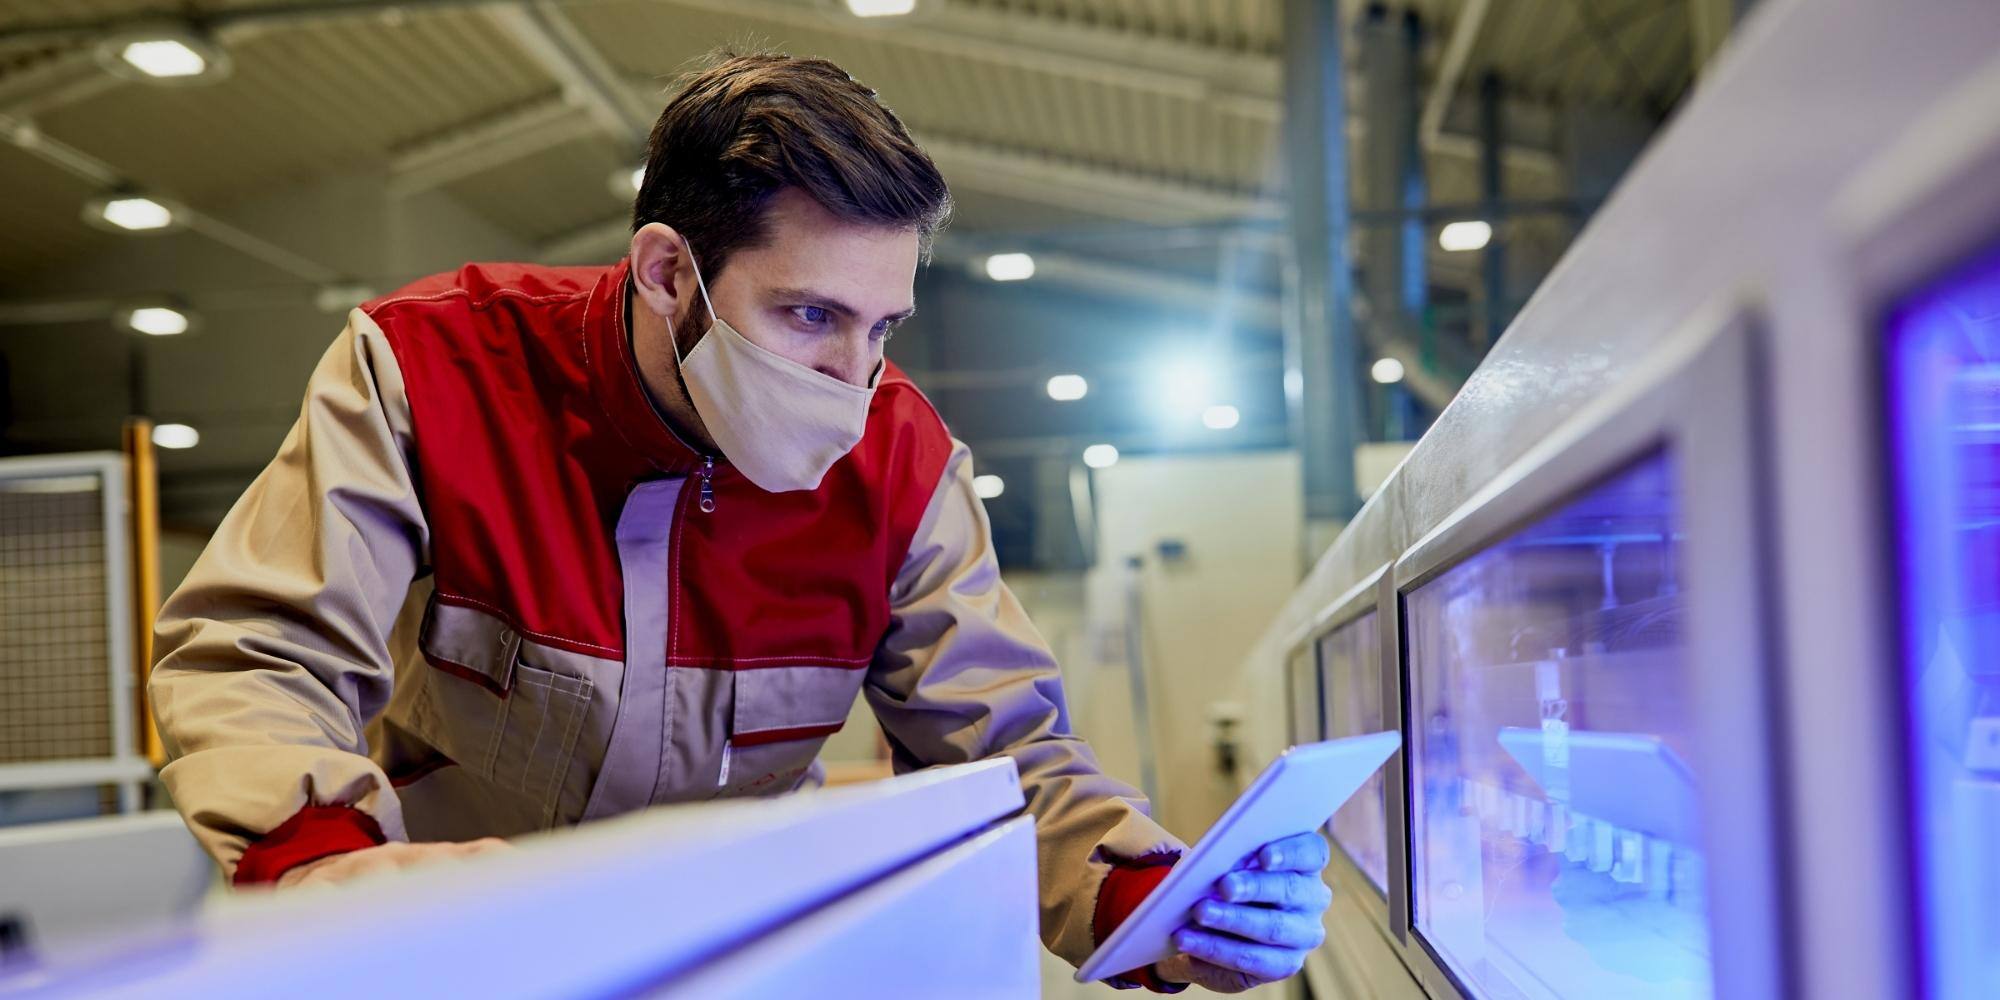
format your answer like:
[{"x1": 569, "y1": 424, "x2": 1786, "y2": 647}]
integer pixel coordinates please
[{"x1": 1074, "y1": 731, "x2": 1400, "y2": 983}]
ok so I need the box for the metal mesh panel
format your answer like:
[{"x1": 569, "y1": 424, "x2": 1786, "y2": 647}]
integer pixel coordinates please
[{"x1": 0, "y1": 474, "x2": 112, "y2": 763}]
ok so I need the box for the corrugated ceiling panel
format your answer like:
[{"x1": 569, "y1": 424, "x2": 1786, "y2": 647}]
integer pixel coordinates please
[
  {"x1": 444, "y1": 132, "x2": 629, "y2": 246},
  {"x1": 0, "y1": 143, "x2": 118, "y2": 288},
  {"x1": 29, "y1": 7, "x2": 549, "y2": 209},
  {"x1": 580, "y1": 1, "x2": 1272, "y2": 186}
]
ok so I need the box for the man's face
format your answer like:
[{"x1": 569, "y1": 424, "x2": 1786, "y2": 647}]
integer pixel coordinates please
[{"x1": 680, "y1": 188, "x2": 919, "y2": 388}]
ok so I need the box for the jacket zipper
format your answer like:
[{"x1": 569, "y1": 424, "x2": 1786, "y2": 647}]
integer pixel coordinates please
[{"x1": 698, "y1": 454, "x2": 716, "y2": 514}]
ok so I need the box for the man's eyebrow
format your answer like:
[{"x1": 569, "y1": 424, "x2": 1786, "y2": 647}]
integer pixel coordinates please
[{"x1": 768, "y1": 287, "x2": 914, "y2": 324}]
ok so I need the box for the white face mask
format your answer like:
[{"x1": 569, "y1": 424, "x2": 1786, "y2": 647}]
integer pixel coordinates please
[{"x1": 673, "y1": 242, "x2": 877, "y2": 494}]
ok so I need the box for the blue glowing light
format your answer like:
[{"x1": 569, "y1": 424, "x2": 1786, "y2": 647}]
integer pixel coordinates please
[
  {"x1": 1405, "y1": 451, "x2": 1710, "y2": 1000},
  {"x1": 1885, "y1": 240, "x2": 2000, "y2": 1000}
]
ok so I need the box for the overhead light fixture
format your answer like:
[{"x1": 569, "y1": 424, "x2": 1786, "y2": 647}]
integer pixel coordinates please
[
  {"x1": 116, "y1": 298, "x2": 197, "y2": 337},
  {"x1": 85, "y1": 194, "x2": 180, "y2": 233},
  {"x1": 1083, "y1": 444, "x2": 1119, "y2": 469},
  {"x1": 1438, "y1": 220, "x2": 1492, "y2": 252},
  {"x1": 121, "y1": 40, "x2": 205, "y2": 78},
  {"x1": 126, "y1": 307, "x2": 189, "y2": 336},
  {"x1": 847, "y1": 0, "x2": 917, "y2": 16},
  {"x1": 607, "y1": 166, "x2": 646, "y2": 200},
  {"x1": 96, "y1": 27, "x2": 229, "y2": 85},
  {"x1": 983, "y1": 253, "x2": 1035, "y2": 282},
  {"x1": 1202, "y1": 404, "x2": 1241, "y2": 431},
  {"x1": 315, "y1": 283, "x2": 378, "y2": 314},
  {"x1": 972, "y1": 474, "x2": 1005, "y2": 499},
  {"x1": 151, "y1": 423, "x2": 200, "y2": 449},
  {"x1": 1371, "y1": 357, "x2": 1406, "y2": 384},
  {"x1": 1155, "y1": 360, "x2": 1213, "y2": 421},
  {"x1": 1046, "y1": 374, "x2": 1088, "y2": 401}
]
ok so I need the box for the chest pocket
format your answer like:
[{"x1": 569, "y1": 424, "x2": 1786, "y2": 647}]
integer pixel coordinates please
[
  {"x1": 413, "y1": 596, "x2": 593, "y2": 825},
  {"x1": 721, "y1": 665, "x2": 866, "y2": 796}
]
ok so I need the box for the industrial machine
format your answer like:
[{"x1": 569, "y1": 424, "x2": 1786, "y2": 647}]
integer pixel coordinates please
[
  {"x1": 1255, "y1": 1, "x2": 2000, "y2": 998},
  {"x1": 0, "y1": 759, "x2": 1037, "y2": 999}
]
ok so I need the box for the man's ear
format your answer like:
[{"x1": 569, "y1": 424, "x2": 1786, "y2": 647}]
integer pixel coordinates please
[{"x1": 629, "y1": 222, "x2": 697, "y2": 325}]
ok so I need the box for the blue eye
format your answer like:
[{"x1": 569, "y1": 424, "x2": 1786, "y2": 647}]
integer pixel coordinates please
[{"x1": 791, "y1": 305, "x2": 830, "y2": 327}]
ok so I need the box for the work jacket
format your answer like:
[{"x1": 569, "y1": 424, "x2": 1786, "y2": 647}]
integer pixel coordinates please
[{"x1": 150, "y1": 259, "x2": 1184, "y2": 972}]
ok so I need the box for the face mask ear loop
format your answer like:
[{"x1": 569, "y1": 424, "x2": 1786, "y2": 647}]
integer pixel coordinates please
[{"x1": 669, "y1": 234, "x2": 719, "y2": 371}]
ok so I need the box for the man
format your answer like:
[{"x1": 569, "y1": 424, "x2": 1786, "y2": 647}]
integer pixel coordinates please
[{"x1": 151, "y1": 52, "x2": 1332, "y2": 992}]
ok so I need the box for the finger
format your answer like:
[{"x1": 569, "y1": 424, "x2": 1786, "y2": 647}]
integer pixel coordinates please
[
  {"x1": 1257, "y1": 832, "x2": 1331, "y2": 873},
  {"x1": 1218, "y1": 870, "x2": 1334, "y2": 911},
  {"x1": 1156, "y1": 954, "x2": 1257, "y2": 994},
  {"x1": 1192, "y1": 900, "x2": 1327, "y2": 949},
  {"x1": 1172, "y1": 928, "x2": 1305, "y2": 982}
]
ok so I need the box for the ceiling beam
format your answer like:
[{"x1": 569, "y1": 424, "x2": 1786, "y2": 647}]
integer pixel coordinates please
[{"x1": 484, "y1": 2, "x2": 650, "y2": 148}]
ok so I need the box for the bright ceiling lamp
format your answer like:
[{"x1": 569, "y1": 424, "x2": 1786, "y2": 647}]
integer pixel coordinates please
[
  {"x1": 85, "y1": 194, "x2": 180, "y2": 233},
  {"x1": 151, "y1": 423, "x2": 200, "y2": 449},
  {"x1": 122, "y1": 40, "x2": 206, "y2": 78},
  {"x1": 1438, "y1": 220, "x2": 1492, "y2": 252},
  {"x1": 1202, "y1": 404, "x2": 1241, "y2": 430},
  {"x1": 983, "y1": 252, "x2": 1035, "y2": 282},
  {"x1": 1083, "y1": 444, "x2": 1119, "y2": 469},
  {"x1": 1371, "y1": 357, "x2": 1406, "y2": 384},
  {"x1": 117, "y1": 298, "x2": 197, "y2": 337},
  {"x1": 1154, "y1": 360, "x2": 1212, "y2": 420},
  {"x1": 1046, "y1": 374, "x2": 1087, "y2": 401},
  {"x1": 97, "y1": 27, "x2": 229, "y2": 85},
  {"x1": 973, "y1": 474, "x2": 1005, "y2": 499},
  {"x1": 847, "y1": 0, "x2": 917, "y2": 16},
  {"x1": 126, "y1": 307, "x2": 189, "y2": 336}
]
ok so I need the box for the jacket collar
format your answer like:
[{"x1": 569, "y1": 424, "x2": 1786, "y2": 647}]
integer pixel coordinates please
[{"x1": 581, "y1": 257, "x2": 703, "y2": 475}]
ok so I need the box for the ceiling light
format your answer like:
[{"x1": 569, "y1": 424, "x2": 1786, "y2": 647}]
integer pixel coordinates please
[
  {"x1": 1155, "y1": 361, "x2": 1212, "y2": 420},
  {"x1": 125, "y1": 306, "x2": 190, "y2": 337},
  {"x1": 1046, "y1": 374, "x2": 1087, "y2": 401},
  {"x1": 96, "y1": 28, "x2": 229, "y2": 85},
  {"x1": 973, "y1": 474, "x2": 1004, "y2": 499},
  {"x1": 1083, "y1": 444, "x2": 1119, "y2": 469},
  {"x1": 121, "y1": 40, "x2": 205, "y2": 78},
  {"x1": 1439, "y1": 220, "x2": 1492, "y2": 252},
  {"x1": 983, "y1": 253, "x2": 1035, "y2": 282},
  {"x1": 1202, "y1": 404, "x2": 1241, "y2": 430},
  {"x1": 1371, "y1": 357, "x2": 1406, "y2": 384},
  {"x1": 847, "y1": 0, "x2": 917, "y2": 16},
  {"x1": 91, "y1": 196, "x2": 176, "y2": 232},
  {"x1": 315, "y1": 284, "x2": 377, "y2": 314},
  {"x1": 152, "y1": 423, "x2": 200, "y2": 449}
]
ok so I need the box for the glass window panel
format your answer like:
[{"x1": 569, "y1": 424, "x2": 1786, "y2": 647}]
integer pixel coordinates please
[
  {"x1": 1885, "y1": 241, "x2": 2000, "y2": 1000},
  {"x1": 1405, "y1": 450, "x2": 1710, "y2": 1000},
  {"x1": 1319, "y1": 612, "x2": 1389, "y2": 893}
]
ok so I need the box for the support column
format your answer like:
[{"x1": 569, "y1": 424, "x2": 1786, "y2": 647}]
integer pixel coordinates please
[{"x1": 1281, "y1": 0, "x2": 1365, "y2": 559}]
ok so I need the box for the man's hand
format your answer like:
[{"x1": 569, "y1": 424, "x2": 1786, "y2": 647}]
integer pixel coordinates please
[
  {"x1": 1153, "y1": 832, "x2": 1332, "y2": 993},
  {"x1": 273, "y1": 838, "x2": 511, "y2": 888}
]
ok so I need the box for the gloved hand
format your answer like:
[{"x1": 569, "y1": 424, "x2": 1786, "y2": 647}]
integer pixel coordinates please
[
  {"x1": 1153, "y1": 832, "x2": 1332, "y2": 993},
  {"x1": 274, "y1": 838, "x2": 512, "y2": 888}
]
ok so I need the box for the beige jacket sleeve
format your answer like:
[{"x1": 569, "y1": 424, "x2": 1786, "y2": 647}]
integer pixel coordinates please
[
  {"x1": 151, "y1": 311, "x2": 420, "y2": 874},
  {"x1": 867, "y1": 438, "x2": 1186, "y2": 967}
]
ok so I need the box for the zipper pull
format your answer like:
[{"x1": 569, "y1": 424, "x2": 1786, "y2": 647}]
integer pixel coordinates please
[
  {"x1": 717, "y1": 741, "x2": 733, "y2": 787},
  {"x1": 698, "y1": 454, "x2": 716, "y2": 513}
]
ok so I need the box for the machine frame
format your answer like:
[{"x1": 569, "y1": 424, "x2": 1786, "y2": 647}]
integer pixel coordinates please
[
  {"x1": 1279, "y1": 565, "x2": 1396, "y2": 943},
  {"x1": 1836, "y1": 48, "x2": 2000, "y2": 1000},
  {"x1": 1387, "y1": 307, "x2": 1785, "y2": 1000}
]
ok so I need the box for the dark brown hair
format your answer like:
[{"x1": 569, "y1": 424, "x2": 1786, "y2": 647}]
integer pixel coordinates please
[{"x1": 632, "y1": 51, "x2": 951, "y2": 277}]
